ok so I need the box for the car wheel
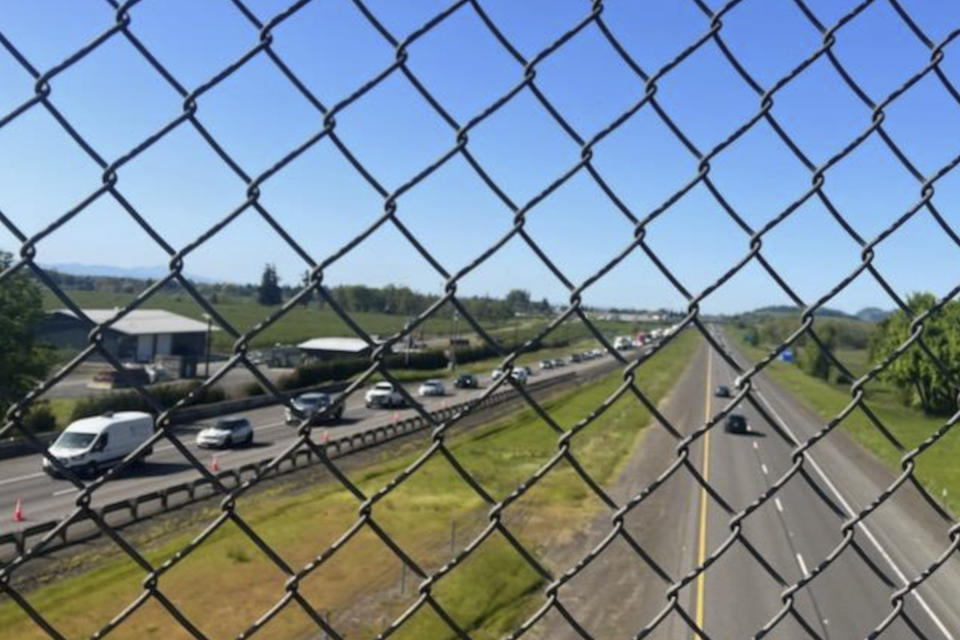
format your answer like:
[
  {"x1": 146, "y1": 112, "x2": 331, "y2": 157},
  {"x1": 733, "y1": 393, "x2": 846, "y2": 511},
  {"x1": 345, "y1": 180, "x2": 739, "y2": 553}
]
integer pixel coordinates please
[
  {"x1": 225, "y1": 436, "x2": 233, "y2": 448},
  {"x1": 84, "y1": 462, "x2": 99, "y2": 478},
  {"x1": 245, "y1": 433, "x2": 253, "y2": 446}
]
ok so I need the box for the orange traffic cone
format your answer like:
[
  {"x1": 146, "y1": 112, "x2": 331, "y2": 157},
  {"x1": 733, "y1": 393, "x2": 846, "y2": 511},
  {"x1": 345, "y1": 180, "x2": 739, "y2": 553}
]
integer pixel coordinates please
[
  {"x1": 210, "y1": 456, "x2": 219, "y2": 472},
  {"x1": 13, "y1": 499, "x2": 24, "y2": 523}
]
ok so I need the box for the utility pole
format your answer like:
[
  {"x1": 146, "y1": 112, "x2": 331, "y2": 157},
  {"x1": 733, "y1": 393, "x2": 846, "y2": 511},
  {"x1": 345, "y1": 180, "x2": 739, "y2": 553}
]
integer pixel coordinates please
[
  {"x1": 450, "y1": 310, "x2": 459, "y2": 371},
  {"x1": 203, "y1": 313, "x2": 212, "y2": 378},
  {"x1": 405, "y1": 317, "x2": 413, "y2": 368}
]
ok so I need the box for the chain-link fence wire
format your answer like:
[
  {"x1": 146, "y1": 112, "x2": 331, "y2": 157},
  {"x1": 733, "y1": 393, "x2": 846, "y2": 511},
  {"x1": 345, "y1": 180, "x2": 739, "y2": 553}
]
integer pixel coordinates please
[{"x1": 1, "y1": 0, "x2": 959, "y2": 637}]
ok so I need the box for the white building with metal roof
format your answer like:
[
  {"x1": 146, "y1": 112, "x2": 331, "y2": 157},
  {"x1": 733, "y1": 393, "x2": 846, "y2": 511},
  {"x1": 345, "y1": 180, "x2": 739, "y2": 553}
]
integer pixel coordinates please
[{"x1": 39, "y1": 308, "x2": 215, "y2": 363}]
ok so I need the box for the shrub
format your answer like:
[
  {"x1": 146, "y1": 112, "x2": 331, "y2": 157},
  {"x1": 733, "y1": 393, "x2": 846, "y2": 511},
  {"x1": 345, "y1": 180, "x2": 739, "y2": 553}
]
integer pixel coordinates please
[
  {"x1": 241, "y1": 381, "x2": 267, "y2": 397},
  {"x1": 383, "y1": 350, "x2": 447, "y2": 370},
  {"x1": 23, "y1": 402, "x2": 57, "y2": 433},
  {"x1": 70, "y1": 381, "x2": 227, "y2": 420},
  {"x1": 278, "y1": 358, "x2": 370, "y2": 391}
]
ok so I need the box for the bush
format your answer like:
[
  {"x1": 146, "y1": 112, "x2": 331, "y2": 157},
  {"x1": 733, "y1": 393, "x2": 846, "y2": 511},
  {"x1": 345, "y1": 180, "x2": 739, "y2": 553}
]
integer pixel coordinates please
[
  {"x1": 241, "y1": 381, "x2": 267, "y2": 397},
  {"x1": 70, "y1": 381, "x2": 227, "y2": 421},
  {"x1": 23, "y1": 402, "x2": 57, "y2": 433},
  {"x1": 278, "y1": 358, "x2": 369, "y2": 391},
  {"x1": 384, "y1": 350, "x2": 447, "y2": 370}
]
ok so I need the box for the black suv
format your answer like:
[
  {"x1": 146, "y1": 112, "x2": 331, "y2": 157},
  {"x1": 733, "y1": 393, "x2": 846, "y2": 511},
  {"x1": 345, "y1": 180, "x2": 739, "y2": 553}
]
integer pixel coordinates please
[
  {"x1": 454, "y1": 373, "x2": 478, "y2": 389},
  {"x1": 725, "y1": 413, "x2": 748, "y2": 434},
  {"x1": 715, "y1": 385, "x2": 731, "y2": 398}
]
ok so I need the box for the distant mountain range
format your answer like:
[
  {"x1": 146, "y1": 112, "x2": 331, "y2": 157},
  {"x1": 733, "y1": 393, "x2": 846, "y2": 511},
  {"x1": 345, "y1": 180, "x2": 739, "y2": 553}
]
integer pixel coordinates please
[
  {"x1": 42, "y1": 263, "x2": 216, "y2": 283},
  {"x1": 853, "y1": 307, "x2": 893, "y2": 323},
  {"x1": 749, "y1": 305, "x2": 892, "y2": 323}
]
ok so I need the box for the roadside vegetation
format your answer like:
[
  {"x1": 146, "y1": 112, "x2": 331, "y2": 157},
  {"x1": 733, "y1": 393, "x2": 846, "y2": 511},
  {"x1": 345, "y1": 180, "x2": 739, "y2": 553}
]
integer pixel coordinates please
[
  {"x1": 0, "y1": 251, "x2": 55, "y2": 434},
  {"x1": 0, "y1": 331, "x2": 699, "y2": 639},
  {"x1": 727, "y1": 305, "x2": 960, "y2": 516}
]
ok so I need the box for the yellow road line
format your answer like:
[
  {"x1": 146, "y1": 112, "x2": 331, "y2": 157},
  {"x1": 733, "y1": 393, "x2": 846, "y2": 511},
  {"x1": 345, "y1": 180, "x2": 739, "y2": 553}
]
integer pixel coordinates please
[{"x1": 695, "y1": 347, "x2": 712, "y2": 635}]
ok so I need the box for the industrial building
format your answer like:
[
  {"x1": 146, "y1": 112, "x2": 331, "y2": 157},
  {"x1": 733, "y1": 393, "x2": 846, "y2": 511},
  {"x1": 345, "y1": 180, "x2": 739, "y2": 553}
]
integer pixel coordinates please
[
  {"x1": 39, "y1": 308, "x2": 213, "y2": 363},
  {"x1": 297, "y1": 336, "x2": 386, "y2": 361}
]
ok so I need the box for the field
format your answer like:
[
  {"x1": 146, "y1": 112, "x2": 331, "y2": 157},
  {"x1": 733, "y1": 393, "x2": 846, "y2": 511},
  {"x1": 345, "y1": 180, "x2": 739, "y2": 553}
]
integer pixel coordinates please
[
  {"x1": 0, "y1": 331, "x2": 700, "y2": 639},
  {"x1": 41, "y1": 289, "x2": 488, "y2": 351},
  {"x1": 40, "y1": 289, "x2": 643, "y2": 354},
  {"x1": 727, "y1": 327, "x2": 960, "y2": 516}
]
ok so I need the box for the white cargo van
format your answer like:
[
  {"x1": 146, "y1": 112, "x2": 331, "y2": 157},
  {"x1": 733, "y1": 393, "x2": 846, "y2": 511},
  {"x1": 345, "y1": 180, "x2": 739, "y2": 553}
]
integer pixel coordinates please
[{"x1": 43, "y1": 411, "x2": 154, "y2": 477}]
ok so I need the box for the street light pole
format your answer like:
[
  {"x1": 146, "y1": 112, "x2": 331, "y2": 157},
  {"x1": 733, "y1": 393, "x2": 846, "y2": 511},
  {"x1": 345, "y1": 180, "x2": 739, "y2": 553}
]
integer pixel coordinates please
[
  {"x1": 450, "y1": 311, "x2": 459, "y2": 371},
  {"x1": 203, "y1": 314, "x2": 212, "y2": 378}
]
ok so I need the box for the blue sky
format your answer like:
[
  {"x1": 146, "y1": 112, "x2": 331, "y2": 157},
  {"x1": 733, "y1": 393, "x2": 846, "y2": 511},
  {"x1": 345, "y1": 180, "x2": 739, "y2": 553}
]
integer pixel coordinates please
[{"x1": 2, "y1": 0, "x2": 960, "y2": 314}]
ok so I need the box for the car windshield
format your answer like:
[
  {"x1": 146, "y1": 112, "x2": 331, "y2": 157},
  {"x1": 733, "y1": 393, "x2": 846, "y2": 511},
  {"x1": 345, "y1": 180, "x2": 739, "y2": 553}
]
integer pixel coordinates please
[
  {"x1": 424, "y1": 380, "x2": 440, "y2": 386},
  {"x1": 55, "y1": 432, "x2": 96, "y2": 450},
  {"x1": 216, "y1": 420, "x2": 246, "y2": 431},
  {"x1": 374, "y1": 383, "x2": 393, "y2": 391},
  {"x1": 298, "y1": 394, "x2": 327, "y2": 406}
]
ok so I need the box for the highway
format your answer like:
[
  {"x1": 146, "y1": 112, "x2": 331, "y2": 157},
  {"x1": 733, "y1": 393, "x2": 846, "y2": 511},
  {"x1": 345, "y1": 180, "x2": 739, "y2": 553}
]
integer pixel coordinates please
[
  {"x1": 0, "y1": 356, "x2": 614, "y2": 530},
  {"x1": 534, "y1": 329, "x2": 960, "y2": 639}
]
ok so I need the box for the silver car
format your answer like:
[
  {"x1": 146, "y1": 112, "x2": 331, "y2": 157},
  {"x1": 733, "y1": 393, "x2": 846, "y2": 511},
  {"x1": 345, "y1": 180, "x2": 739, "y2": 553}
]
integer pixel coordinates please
[{"x1": 418, "y1": 380, "x2": 445, "y2": 397}]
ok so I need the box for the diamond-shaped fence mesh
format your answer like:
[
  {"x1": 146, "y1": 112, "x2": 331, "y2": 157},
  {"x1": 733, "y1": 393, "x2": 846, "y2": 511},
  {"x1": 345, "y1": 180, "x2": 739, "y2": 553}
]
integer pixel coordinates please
[{"x1": 1, "y1": 0, "x2": 960, "y2": 638}]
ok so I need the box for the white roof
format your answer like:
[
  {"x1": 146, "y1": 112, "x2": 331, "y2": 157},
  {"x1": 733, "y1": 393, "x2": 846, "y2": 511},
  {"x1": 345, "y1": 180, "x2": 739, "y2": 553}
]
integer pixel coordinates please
[
  {"x1": 55, "y1": 309, "x2": 214, "y2": 335},
  {"x1": 298, "y1": 337, "x2": 373, "y2": 353},
  {"x1": 67, "y1": 411, "x2": 153, "y2": 433}
]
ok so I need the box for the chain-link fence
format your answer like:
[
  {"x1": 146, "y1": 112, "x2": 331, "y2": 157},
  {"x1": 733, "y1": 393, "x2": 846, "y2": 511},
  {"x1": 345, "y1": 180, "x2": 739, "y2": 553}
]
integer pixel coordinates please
[{"x1": 2, "y1": 0, "x2": 960, "y2": 638}]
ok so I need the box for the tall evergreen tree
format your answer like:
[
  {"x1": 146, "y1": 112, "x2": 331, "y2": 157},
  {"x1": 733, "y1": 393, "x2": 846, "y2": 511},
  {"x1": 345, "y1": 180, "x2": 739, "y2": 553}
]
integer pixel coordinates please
[{"x1": 257, "y1": 263, "x2": 282, "y2": 305}]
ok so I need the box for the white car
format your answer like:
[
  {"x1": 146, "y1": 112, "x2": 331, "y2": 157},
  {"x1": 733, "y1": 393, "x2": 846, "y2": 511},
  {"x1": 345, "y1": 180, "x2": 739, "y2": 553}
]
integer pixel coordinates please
[
  {"x1": 540, "y1": 360, "x2": 554, "y2": 370},
  {"x1": 418, "y1": 380, "x2": 445, "y2": 397},
  {"x1": 491, "y1": 368, "x2": 505, "y2": 381},
  {"x1": 285, "y1": 392, "x2": 343, "y2": 425},
  {"x1": 365, "y1": 382, "x2": 406, "y2": 408},
  {"x1": 196, "y1": 416, "x2": 253, "y2": 449},
  {"x1": 144, "y1": 364, "x2": 171, "y2": 384},
  {"x1": 43, "y1": 411, "x2": 154, "y2": 477}
]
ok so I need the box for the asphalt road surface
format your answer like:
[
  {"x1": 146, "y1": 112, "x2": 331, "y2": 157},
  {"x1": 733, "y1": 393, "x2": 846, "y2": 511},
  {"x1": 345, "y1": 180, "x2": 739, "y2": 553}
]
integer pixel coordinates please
[
  {"x1": 535, "y1": 329, "x2": 960, "y2": 639},
  {"x1": 0, "y1": 356, "x2": 614, "y2": 530}
]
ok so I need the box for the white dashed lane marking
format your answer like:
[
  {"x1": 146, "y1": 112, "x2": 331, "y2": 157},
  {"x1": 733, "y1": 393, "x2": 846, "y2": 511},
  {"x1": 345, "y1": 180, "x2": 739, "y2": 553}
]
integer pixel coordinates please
[{"x1": 796, "y1": 553, "x2": 810, "y2": 578}]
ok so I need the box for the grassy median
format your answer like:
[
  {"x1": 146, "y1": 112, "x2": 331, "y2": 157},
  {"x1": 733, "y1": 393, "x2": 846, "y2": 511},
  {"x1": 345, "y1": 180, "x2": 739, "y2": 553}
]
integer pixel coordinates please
[
  {"x1": 728, "y1": 328, "x2": 960, "y2": 516},
  {"x1": 0, "y1": 331, "x2": 699, "y2": 639}
]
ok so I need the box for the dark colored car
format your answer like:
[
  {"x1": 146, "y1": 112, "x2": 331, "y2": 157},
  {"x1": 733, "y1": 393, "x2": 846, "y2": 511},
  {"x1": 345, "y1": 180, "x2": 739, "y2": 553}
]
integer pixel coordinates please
[
  {"x1": 93, "y1": 367, "x2": 150, "y2": 389},
  {"x1": 715, "y1": 385, "x2": 731, "y2": 398},
  {"x1": 725, "y1": 413, "x2": 748, "y2": 434},
  {"x1": 454, "y1": 373, "x2": 478, "y2": 389},
  {"x1": 285, "y1": 392, "x2": 343, "y2": 425}
]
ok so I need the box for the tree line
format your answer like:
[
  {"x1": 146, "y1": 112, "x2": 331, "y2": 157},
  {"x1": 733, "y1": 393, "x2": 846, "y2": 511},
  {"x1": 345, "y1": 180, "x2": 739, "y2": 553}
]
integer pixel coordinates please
[
  {"x1": 259, "y1": 264, "x2": 551, "y2": 320},
  {"x1": 41, "y1": 264, "x2": 552, "y2": 322},
  {"x1": 737, "y1": 295, "x2": 959, "y2": 416}
]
